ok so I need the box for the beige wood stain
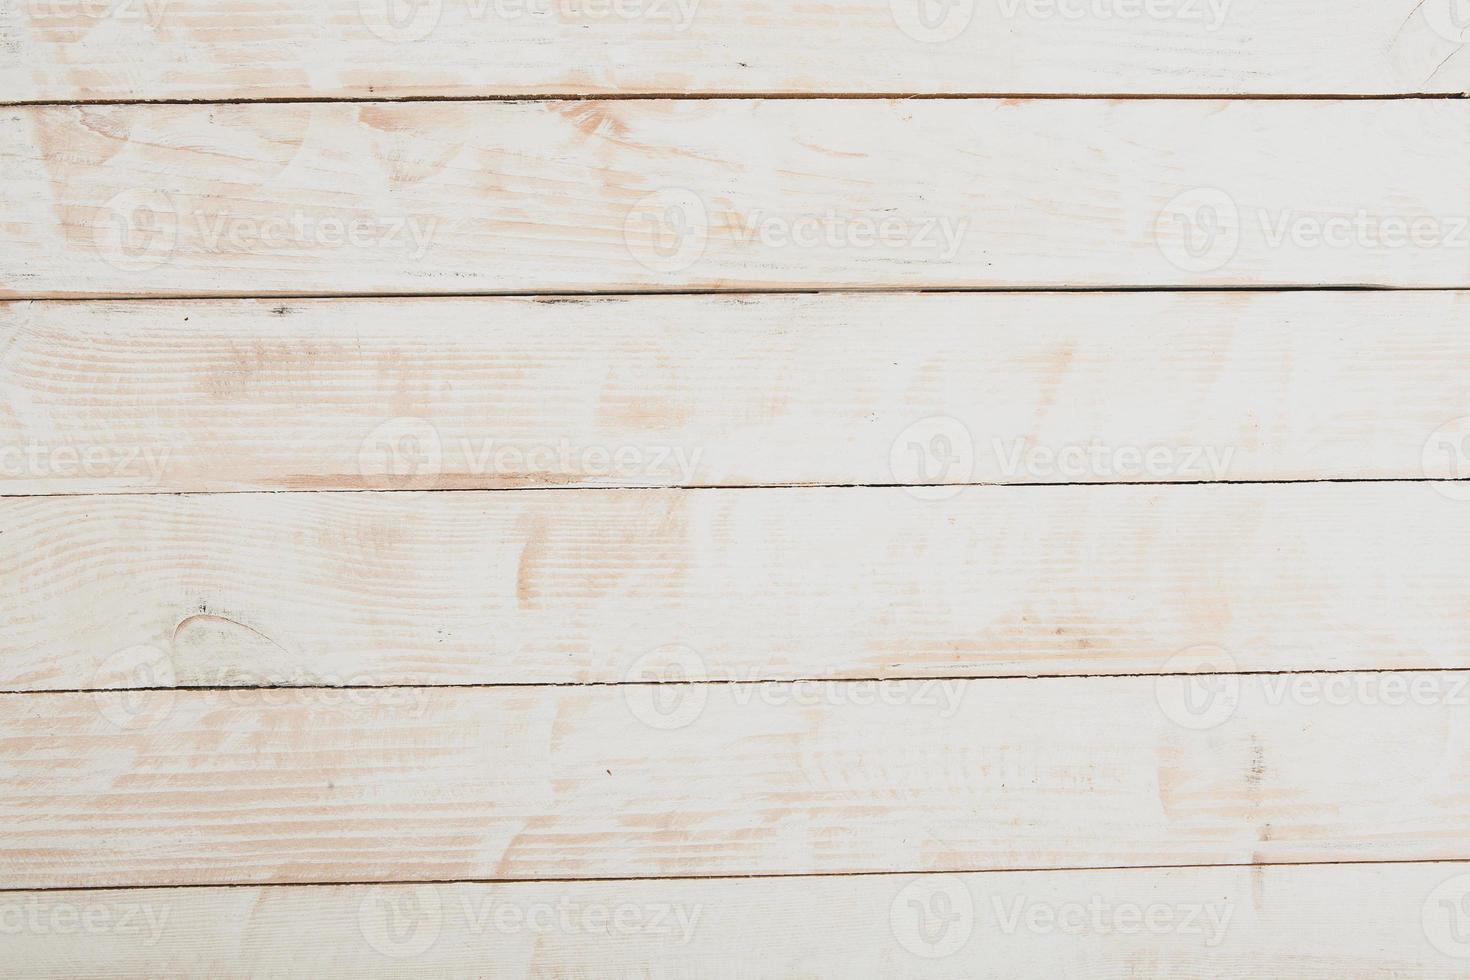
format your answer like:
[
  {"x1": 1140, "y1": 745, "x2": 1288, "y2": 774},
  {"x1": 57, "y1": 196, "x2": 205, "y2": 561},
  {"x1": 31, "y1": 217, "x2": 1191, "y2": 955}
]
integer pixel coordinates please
[{"x1": 7, "y1": 100, "x2": 1470, "y2": 297}]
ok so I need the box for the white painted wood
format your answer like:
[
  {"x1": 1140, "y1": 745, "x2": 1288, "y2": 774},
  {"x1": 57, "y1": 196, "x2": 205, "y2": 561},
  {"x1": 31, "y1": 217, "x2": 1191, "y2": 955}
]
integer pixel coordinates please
[
  {"x1": 3, "y1": 0, "x2": 1468, "y2": 102},
  {"x1": 7, "y1": 100, "x2": 1470, "y2": 297},
  {"x1": 5, "y1": 863, "x2": 1470, "y2": 977},
  {"x1": 3, "y1": 292, "x2": 1469, "y2": 494},
  {"x1": 6, "y1": 674, "x2": 1470, "y2": 887},
  {"x1": 5, "y1": 482, "x2": 1470, "y2": 692}
]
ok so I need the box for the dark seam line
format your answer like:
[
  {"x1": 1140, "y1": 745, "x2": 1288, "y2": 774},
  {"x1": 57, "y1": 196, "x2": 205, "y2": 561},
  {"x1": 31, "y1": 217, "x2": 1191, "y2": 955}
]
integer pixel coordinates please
[
  {"x1": 13, "y1": 284, "x2": 1470, "y2": 302},
  {"x1": 5, "y1": 858, "x2": 1470, "y2": 894},
  {"x1": 0, "y1": 476, "x2": 1464, "y2": 501},
  {"x1": 11, "y1": 665, "x2": 1470, "y2": 696},
  {"x1": 6, "y1": 92, "x2": 1469, "y2": 107}
]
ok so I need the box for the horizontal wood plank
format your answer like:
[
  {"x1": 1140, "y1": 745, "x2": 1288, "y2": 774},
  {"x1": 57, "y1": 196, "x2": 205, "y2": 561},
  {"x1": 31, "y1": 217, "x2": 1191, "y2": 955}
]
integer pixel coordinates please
[
  {"x1": 6, "y1": 100, "x2": 1470, "y2": 296},
  {"x1": 5, "y1": 674, "x2": 1470, "y2": 887},
  {"x1": 4, "y1": 0, "x2": 1468, "y2": 102},
  {"x1": 5, "y1": 864, "x2": 1470, "y2": 976},
  {"x1": 5, "y1": 482, "x2": 1470, "y2": 692},
  {"x1": 4, "y1": 292, "x2": 1470, "y2": 493}
]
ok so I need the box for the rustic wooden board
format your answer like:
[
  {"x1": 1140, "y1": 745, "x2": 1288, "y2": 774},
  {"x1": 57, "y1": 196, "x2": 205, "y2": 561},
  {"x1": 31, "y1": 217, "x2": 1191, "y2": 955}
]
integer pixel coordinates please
[
  {"x1": 5, "y1": 482, "x2": 1470, "y2": 692},
  {"x1": 4, "y1": 291, "x2": 1470, "y2": 494},
  {"x1": 4, "y1": 0, "x2": 1469, "y2": 102},
  {"x1": 7, "y1": 100, "x2": 1470, "y2": 297},
  {"x1": 6, "y1": 674, "x2": 1470, "y2": 888},
  {"x1": 6, "y1": 863, "x2": 1470, "y2": 977}
]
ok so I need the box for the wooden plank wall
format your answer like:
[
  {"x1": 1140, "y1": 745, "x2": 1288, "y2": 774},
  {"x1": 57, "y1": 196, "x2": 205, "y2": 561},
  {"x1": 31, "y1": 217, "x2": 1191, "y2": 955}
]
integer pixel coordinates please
[{"x1": 4, "y1": 0, "x2": 1470, "y2": 975}]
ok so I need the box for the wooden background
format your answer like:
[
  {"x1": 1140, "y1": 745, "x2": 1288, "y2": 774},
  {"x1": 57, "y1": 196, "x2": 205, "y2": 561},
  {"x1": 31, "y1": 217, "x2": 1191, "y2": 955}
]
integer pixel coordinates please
[{"x1": 5, "y1": 0, "x2": 1470, "y2": 975}]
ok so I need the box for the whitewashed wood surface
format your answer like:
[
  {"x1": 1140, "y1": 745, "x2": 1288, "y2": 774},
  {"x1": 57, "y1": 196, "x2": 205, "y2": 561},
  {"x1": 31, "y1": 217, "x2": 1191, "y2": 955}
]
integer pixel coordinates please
[
  {"x1": 4, "y1": 0, "x2": 1469, "y2": 101},
  {"x1": 6, "y1": 674, "x2": 1470, "y2": 888},
  {"x1": 7, "y1": 99, "x2": 1470, "y2": 297},
  {"x1": 3, "y1": 291, "x2": 1469, "y2": 493},
  {"x1": 7, "y1": 1, "x2": 1470, "y2": 974},
  {"x1": 5, "y1": 482, "x2": 1470, "y2": 692},
  {"x1": 5, "y1": 863, "x2": 1468, "y2": 977}
]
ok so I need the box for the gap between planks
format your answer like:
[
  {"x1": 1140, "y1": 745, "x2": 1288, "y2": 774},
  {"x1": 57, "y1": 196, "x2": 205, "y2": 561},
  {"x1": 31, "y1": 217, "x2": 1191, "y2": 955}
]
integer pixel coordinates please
[
  {"x1": 3, "y1": 857, "x2": 1470, "y2": 895},
  {"x1": 0, "y1": 476, "x2": 1464, "y2": 501},
  {"x1": 11, "y1": 665, "x2": 1470, "y2": 698},
  {"x1": 6, "y1": 93, "x2": 1470, "y2": 108}
]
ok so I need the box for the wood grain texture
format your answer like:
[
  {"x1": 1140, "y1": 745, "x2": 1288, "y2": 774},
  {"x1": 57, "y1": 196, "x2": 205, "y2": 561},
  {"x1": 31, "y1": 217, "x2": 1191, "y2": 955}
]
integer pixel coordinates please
[
  {"x1": 6, "y1": 864, "x2": 1470, "y2": 977},
  {"x1": 6, "y1": 482, "x2": 1470, "y2": 692},
  {"x1": 6, "y1": 673, "x2": 1470, "y2": 887},
  {"x1": 7, "y1": 99, "x2": 1470, "y2": 297},
  {"x1": 4, "y1": 0, "x2": 1469, "y2": 102},
  {"x1": 4, "y1": 291, "x2": 1470, "y2": 494}
]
